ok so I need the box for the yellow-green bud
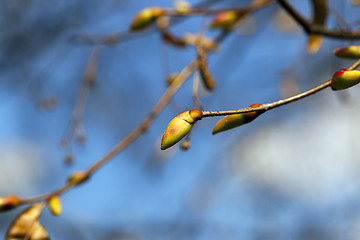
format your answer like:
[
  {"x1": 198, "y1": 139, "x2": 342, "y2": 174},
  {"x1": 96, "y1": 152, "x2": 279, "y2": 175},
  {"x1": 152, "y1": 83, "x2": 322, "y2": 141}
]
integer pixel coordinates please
[
  {"x1": 67, "y1": 171, "x2": 89, "y2": 185},
  {"x1": 331, "y1": 69, "x2": 360, "y2": 90},
  {"x1": 130, "y1": 7, "x2": 166, "y2": 32},
  {"x1": 48, "y1": 196, "x2": 62, "y2": 216},
  {"x1": 209, "y1": 11, "x2": 238, "y2": 31},
  {"x1": 161, "y1": 110, "x2": 203, "y2": 150},
  {"x1": 333, "y1": 46, "x2": 360, "y2": 59},
  {"x1": 212, "y1": 103, "x2": 263, "y2": 135}
]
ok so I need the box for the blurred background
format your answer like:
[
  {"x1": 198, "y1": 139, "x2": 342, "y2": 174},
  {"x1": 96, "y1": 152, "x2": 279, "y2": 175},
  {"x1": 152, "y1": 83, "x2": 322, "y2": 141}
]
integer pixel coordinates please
[{"x1": 1, "y1": 0, "x2": 360, "y2": 239}]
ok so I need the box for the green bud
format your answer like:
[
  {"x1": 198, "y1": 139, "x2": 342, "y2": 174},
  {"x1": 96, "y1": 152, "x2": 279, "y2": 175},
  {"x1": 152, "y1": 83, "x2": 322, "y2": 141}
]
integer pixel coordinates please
[
  {"x1": 161, "y1": 110, "x2": 203, "y2": 150},
  {"x1": 67, "y1": 171, "x2": 89, "y2": 185},
  {"x1": 209, "y1": 11, "x2": 238, "y2": 31},
  {"x1": 212, "y1": 103, "x2": 263, "y2": 135},
  {"x1": 331, "y1": 69, "x2": 360, "y2": 90},
  {"x1": 333, "y1": 46, "x2": 360, "y2": 59},
  {"x1": 130, "y1": 7, "x2": 166, "y2": 32}
]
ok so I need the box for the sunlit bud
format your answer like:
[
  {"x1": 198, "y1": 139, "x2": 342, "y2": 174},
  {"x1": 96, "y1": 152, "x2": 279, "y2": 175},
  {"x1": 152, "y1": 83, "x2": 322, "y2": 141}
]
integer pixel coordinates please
[
  {"x1": 0, "y1": 195, "x2": 20, "y2": 212},
  {"x1": 130, "y1": 7, "x2": 166, "y2": 31},
  {"x1": 174, "y1": 0, "x2": 191, "y2": 13},
  {"x1": 48, "y1": 196, "x2": 62, "y2": 216},
  {"x1": 308, "y1": 35, "x2": 323, "y2": 54},
  {"x1": 67, "y1": 171, "x2": 89, "y2": 185},
  {"x1": 331, "y1": 69, "x2": 360, "y2": 91},
  {"x1": 161, "y1": 110, "x2": 203, "y2": 150},
  {"x1": 180, "y1": 139, "x2": 191, "y2": 151},
  {"x1": 333, "y1": 46, "x2": 360, "y2": 59},
  {"x1": 212, "y1": 103, "x2": 263, "y2": 135},
  {"x1": 209, "y1": 11, "x2": 238, "y2": 31}
]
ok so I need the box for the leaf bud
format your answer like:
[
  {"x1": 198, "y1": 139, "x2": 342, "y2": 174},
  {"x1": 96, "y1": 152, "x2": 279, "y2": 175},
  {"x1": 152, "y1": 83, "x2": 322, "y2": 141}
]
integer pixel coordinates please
[
  {"x1": 0, "y1": 195, "x2": 20, "y2": 212},
  {"x1": 48, "y1": 196, "x2": 62, "y2": 216},
  {"x1": 333, "y1": 46, "x2": 360, "y2": 59},
  {"x1": 331, "y1": 69, "x2": 360, "y2": 91},
  {"x1": 209, "y1": 11, "x2": 238, "y2": 30},
  {"x1": 161, "y1": 110, "x2": 203, "y2": 150},
  {"x1": 130, "y1": 7, "x2": 166, "y2": 32},
  {"x1": 212, "y1": 103, "x2": 263, "y2": 135},
  {"x1": 67, "y1": 171, "x2": 89, "y2": 185}
]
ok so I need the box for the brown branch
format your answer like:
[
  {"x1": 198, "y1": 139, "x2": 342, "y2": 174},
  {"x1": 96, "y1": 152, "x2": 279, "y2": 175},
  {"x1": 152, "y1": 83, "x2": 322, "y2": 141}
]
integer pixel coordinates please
[
  {"x1": 20, "y1": 59, "x2": 197, "y2": 204},
  {"x1": 61, "y1": 46, "x2": 103, "y2": 147},
  {"x1": 277, "y1": 0, "x2": 360, "y2": 40},
  {"x1": 202, "y1": 59, "x2": 360, "y2": 118},
  {"x1": 165, "y1": 0, "x2": 274, "y2": 16}
]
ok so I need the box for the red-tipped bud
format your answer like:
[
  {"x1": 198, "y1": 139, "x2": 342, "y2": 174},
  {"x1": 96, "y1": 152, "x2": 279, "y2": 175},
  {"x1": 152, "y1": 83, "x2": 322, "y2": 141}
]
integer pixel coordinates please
[
  {"x1": 331, "y1": 69, "x2": 360, "y2": 90},
  {"x1": 161, "y1": 110, "x2": 203, "y2": 150},
  {"x1": 0, "y1": 195, "x2": 20, "y2": 212},
  {"x1": 130, "y1": 7, "x2": 166, "y2": 32},
  {"x1": 48, "y1": 196, "x2": 62, "y2": 216},
  {"x1": 209, "y1": 11, "x2": 238, "y2": 30},
  {"x1": 67, "y1": 171, "x2": 89, "y2": 185},
  {"x1": 333, "y1": 46, "x2": 360, "y2": 59},
  {"x1": 212, "y1": 103, "x2": 263, "y2": 135}
]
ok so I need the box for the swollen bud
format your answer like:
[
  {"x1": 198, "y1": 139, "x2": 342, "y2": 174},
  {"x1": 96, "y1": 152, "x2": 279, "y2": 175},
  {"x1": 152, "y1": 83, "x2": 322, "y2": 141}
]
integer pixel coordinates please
[
  {"x1": 161, "y1": 110, "x2": 203, "y2": 150},
  {"x1": 209, "y1": 11, "x2": 238, "y2": 31},
  {"x1": 212, "y1": 103, "x2": 263, "y2": 135},
  {"x1": 0, "y1": 195, "x2": 20, "y2": 212},
  {"x1": 67, "y1": 171, "x2": 89, "y2": 185},
  {"x1": 48, "y1": 196, "x2": 62, "y2": 216},
  {"x1": 333, "y1": 46, "x2": 360, "y2": 59},
  {"x1": 331, "y1": 69, "x2": 360, "y2": 90},
  {"x1": 130, "y1": 7, "x2": 166, "y2": 31}
]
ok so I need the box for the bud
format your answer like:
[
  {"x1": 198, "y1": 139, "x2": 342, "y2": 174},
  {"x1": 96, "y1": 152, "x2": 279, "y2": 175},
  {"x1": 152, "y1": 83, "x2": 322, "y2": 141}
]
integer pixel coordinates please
[
  {"x1": 212, "y1": 103, "x2": 263, "y2": 135},
  {"x1": 48, "y1": 196, "x2": 62, "y2": 216},
  {"x1": 130, "y1": 7, "x2": 166, "y2": 31},
  {"x1": 308, "y1": 35, "x2": 323, "y2": 54},
  {"x1": 209, "y1": 11, "x2": 238, "y2": 31},
  {"x1": 333, "y1": 46, "x2": 360, "y2": 59},
  {"x1": 161, "y1": 110, "x2": 203, "y2": 150},
  {"x1": 67, "y1": 171, "x2": 89, "y2": 185},
  {"x1": 331, "y1": 69, "x2": 360, "y2": 91},
  {"x1": 0, "y1": 195, "x2": 20, "y2": 212},
  {"x1": 174, "y1": 0, "x2": 191, "y2": 13}
]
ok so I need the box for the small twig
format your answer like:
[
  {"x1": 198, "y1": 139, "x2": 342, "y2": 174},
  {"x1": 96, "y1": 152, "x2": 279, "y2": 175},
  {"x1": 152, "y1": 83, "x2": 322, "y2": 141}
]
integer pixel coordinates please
[
  {"x1": 192, "y1": 70, "x2": 202, "y2": 108},
  {"x1": 202, "y1": 59, "x2": 360, "y2": 118},
  {"x1": 62, "y1": 45, "x2": 103, "y2": 146},
  {"x1": 277, "y1": 0, "x2": 360, "y2": 40},
  {"x1": 20, "y1": 59, "x2": 197, "y2": 204}
]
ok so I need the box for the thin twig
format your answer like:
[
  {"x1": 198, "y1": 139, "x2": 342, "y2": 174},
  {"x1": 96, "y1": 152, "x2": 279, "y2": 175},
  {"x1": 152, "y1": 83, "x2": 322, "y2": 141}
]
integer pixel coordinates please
[
  {"x1": 20, "y1": 59, "x2": 197, "y2": 204},
  {"x1": 202, "y1": 59, "x2": 360, "y2": 118},
  {"x1": 277, "y1": 0, "x2": 360, "y2": 40}
]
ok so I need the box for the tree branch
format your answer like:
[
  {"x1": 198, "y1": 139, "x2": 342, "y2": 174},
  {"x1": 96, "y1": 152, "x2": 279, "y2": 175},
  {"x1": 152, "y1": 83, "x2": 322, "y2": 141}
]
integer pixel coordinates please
[{"x1": 277, "y1": 0, "x2": 360, "y2": 40}]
